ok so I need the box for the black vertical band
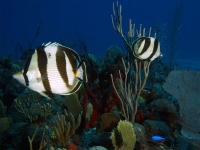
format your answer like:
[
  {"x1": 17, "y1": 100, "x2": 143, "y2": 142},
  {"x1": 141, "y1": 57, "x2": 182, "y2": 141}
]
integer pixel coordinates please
[
  {"x1": 138, "y1": 37, "x2": 151, "y2": 55},
  {"x1": 147, "y1": 39, "x2": 159, "y2": 60},
  {"x1": 37, "y1": 46, "x2": 53, "y2": 98},
  {"x1": 56, "y1": 47, "x2": 70, "y2": 88},
  {"x1": 23, "y1": 56, "x2": 32, "y2": 86}
]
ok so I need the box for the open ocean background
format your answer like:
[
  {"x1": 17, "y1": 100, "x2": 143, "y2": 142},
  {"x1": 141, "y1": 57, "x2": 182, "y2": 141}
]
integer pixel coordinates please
[{"x1": 0, "y1": 0, "x2": 199, "y2": 70}]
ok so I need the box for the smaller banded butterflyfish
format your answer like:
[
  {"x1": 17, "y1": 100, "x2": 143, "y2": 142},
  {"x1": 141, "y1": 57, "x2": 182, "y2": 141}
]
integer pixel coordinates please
[
  {"x1": 13, "y1": 42, "x2": 87, "y2": 98},
  {"x1": 132, "y1": 37, "x2": 162, "y2": 61}
]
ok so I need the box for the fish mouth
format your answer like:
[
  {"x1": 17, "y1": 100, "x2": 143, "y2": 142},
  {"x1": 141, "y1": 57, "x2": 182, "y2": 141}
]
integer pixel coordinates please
[
  {"x1": 13, "y1": 72, "x2": 21, "y2": 79},
  {"x1": 13, "y1": 72, "x2": 26, "y2": 85}
]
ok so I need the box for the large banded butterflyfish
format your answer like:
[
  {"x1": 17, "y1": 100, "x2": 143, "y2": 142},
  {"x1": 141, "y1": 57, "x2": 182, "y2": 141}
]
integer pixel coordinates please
[
  {"x1": 132, "y1": 37, "x2": 162, "y2": 61},
  {"x1": 13, "y1": 42, "x2": 87, "y2": 98}
]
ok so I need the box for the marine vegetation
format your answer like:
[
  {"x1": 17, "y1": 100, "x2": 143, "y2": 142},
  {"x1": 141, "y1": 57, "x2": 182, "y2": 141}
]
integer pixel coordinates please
[{"x1": 0, "y1": 1, "x2": 200, "y2": 150}]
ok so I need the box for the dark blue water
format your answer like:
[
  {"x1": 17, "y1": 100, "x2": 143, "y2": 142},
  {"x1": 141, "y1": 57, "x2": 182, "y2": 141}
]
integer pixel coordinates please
[{"x1": 0, "y1": 0, "x2": 200, "y2": 70}]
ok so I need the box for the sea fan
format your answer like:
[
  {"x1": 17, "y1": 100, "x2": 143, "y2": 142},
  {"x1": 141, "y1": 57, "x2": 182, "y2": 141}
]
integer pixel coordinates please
[{"x1": 163, "y1": 70, "x2": 200, "y2": 140}]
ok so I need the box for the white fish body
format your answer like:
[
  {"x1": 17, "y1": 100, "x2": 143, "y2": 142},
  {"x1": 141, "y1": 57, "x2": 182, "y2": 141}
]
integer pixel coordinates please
[{"x1": 13, "y1": 42, "x2": 87, "y2": 98}]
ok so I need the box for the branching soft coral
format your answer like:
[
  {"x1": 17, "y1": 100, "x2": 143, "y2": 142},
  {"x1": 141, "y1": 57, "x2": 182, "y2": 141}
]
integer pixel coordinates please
[{"x1": 53, "y1": 109, "x2": 81, "y2": 147}]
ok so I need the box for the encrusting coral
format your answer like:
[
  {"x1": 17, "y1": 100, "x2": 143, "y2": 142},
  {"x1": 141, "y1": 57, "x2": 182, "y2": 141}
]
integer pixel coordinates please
[
  {"x1": 63, "y1": 93, "x2": 83, "y2": 118},
  {"x1": 0, "y1": 100, "x2": 11, "y2": 134},
  {"x1": 86, "y1": 102, "x2": 93, "y2": 121},
  {"x1": 0, "y1": 117, "x2": 11, "y2": 134},
  {"x1": 0, "y1": 100, "x2": 7, "y2": 117}
]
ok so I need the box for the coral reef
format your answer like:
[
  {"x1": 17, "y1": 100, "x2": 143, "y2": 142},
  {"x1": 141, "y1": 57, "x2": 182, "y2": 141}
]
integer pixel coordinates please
[{"x1": 0, "y1": 1, "x2": 199, "y2": 150}]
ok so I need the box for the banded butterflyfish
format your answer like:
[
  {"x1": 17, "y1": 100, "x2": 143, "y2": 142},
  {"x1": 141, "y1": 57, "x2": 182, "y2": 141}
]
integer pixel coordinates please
[
  {"x1": 132, "y1": 37, "x2": 162, "y2": 61},
  {"x1": 13, "y1": 42, "x2": 87, "y2": 98}
]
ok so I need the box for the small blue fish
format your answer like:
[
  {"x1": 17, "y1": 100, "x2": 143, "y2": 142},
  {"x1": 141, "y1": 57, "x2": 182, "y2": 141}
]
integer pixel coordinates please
[{"x1": 151, "y1": 135, "x2": 165, "y2": 141}]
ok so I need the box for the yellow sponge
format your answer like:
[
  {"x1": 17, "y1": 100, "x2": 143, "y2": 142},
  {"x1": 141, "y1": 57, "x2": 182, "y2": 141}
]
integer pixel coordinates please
[{"x1": 110, "y1": 120, "x2": 136, "y2": 150}]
